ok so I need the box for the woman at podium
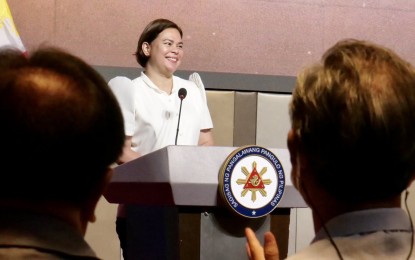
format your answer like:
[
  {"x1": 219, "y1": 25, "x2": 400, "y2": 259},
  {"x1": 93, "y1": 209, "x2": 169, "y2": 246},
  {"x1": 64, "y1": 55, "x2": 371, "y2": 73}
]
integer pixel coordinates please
[{"x1": 108, "y1": 18, "x2": 214, "y2": 260}]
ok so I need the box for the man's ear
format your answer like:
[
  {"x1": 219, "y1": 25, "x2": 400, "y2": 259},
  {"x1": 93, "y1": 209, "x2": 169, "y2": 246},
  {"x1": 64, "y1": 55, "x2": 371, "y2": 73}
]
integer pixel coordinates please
[
  {"x1": 101, "y1": 168, "x2": 114, "y2": 195},
  {"x1": 287, "y1": 129, "x2": 298, "y2": 166},
  {"x1": 287, "y1": 129, "x2": 317, "y2": 208},
  {"x1": 287, "y1": 129, "x2": 300, "y2": 189},
  {"x1": 83, "y1": 168, "x2": 113, "y2": 224},
  {"x1": 406, "y1": 173, "x2": 415, "y2": 189}
]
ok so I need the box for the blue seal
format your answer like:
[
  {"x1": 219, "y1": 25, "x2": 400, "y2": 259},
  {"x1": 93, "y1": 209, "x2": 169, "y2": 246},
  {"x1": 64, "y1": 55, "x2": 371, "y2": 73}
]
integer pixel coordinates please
[{"x1": 219, "y1": 145, "x2": 285, "y2": 218}]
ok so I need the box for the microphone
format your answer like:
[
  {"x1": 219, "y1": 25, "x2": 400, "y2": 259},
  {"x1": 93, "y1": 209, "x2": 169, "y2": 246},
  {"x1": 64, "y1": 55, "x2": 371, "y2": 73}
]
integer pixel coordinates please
[
  {"x1": 178, "y1": 88, "x2": 187, "y2": 100},
  {"x1": 175, "y1": 88, "x2": 187, "y2": 145}
]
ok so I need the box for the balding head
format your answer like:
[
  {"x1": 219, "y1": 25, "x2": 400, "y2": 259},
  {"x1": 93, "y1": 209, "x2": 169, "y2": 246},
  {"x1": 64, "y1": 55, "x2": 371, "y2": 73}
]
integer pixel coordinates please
[{"x1": 0, "y1": 47, "x2": 125, "y2": 204}]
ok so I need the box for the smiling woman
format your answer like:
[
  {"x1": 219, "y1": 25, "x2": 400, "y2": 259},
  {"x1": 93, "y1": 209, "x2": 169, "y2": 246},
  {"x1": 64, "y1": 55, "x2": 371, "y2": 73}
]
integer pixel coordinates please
[
  {"x1": 107, "y1": 18, "x2": 214, "y2": 260},
  {"x1": 142, "y1": 27, "x2": 184, "y2": 93}
]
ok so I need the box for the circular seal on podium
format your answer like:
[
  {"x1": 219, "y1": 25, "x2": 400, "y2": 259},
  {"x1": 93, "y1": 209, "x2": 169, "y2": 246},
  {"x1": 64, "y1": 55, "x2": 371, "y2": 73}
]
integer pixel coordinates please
[{"x1": 219, "y1": 145, "x2": 285, "y2": 218}]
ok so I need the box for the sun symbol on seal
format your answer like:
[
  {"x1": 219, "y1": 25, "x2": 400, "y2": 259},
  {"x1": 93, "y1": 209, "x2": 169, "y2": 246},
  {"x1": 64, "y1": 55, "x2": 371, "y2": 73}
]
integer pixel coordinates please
[{"x1": 236, "y1": 161, "x2": 272, "y2": 202}]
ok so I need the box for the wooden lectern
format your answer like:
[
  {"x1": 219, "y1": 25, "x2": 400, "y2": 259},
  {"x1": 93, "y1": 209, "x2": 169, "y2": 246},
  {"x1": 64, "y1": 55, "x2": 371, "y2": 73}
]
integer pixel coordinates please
[{"x1": 104, "y1": 146, "x2": 306, "y2": 260}]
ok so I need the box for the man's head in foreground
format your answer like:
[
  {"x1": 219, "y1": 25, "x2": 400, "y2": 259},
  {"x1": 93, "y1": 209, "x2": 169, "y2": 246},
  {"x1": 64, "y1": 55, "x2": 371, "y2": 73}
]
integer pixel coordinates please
[
  {"x1": 0, "y1": 46, "x2": 125, "y2": 233},
  {"x1": 246, "y1": 38, "x2": 415, "y2": 260}
]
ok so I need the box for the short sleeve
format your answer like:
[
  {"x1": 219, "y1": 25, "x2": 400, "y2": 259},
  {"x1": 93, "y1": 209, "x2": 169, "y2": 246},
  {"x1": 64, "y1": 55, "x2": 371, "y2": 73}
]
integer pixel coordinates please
[
  {"x1": 189, "y1": 72, "x2": 213, "y2": 130},
  {"x1": 108, "y1": 76, "x2": 136, "y2": 136}
]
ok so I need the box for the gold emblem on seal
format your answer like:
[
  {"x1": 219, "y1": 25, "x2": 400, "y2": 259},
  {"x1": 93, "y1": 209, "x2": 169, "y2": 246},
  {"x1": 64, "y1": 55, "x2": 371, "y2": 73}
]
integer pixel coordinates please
[{"x1": 236, "y1": 161, "x2": 272, "y2": 202}]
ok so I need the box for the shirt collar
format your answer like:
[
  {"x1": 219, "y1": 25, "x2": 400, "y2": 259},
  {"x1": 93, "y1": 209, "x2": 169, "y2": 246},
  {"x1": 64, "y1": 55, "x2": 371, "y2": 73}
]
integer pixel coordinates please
[
  {"x1": 141, "y1": 71, "x2": 179, "y2": 95},
  {"x1": 0, "y1": 209, "x2": 98, "y2": 259},
  {"x1": 313, "y1": 208, "x2": 412, "y2": 243}
]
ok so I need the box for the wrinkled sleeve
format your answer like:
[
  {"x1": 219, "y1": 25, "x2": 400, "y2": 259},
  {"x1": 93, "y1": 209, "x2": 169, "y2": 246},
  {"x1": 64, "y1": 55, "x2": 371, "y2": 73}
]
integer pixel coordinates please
[
  {"x1": 108, "y1": 76, "x2": 135, "y2": 136},
  {"x1": 189, "y1": 72, "x2": 213, "y2": 130}
]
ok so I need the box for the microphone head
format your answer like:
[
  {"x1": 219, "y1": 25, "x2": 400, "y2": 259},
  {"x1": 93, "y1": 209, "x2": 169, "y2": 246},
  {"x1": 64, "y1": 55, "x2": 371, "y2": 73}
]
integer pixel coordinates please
[{"x1": 178, "y1": 88, "x2": 187, "y2": 100}]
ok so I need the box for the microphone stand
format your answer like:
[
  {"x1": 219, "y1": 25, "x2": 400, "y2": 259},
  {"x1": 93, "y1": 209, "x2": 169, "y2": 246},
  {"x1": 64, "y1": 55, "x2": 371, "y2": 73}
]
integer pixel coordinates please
[
  {"x1": 175, "y1": 88, "x2": 187, "y2": 145},
  {"x1": 175, "y1": 99, "x2": 184, "y2": 145}
]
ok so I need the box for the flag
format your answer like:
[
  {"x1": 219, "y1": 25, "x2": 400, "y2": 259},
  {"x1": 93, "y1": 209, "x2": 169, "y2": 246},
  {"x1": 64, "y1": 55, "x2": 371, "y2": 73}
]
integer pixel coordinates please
[{"x1": 0, "y1": 0, "x2": 25, "y2": 52}]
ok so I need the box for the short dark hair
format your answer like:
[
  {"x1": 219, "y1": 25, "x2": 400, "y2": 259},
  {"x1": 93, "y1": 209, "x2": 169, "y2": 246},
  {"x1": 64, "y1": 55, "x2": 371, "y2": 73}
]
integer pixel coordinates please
[
  {"x1": 290, "y1": 39, "x2": 415, "y2": 202},
  {"x1": 135, "y1": 18, "x2": 183, "y2": 67},
  {"x1": 0, "y1": 47, "x2": 125, "y2": 204}
]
